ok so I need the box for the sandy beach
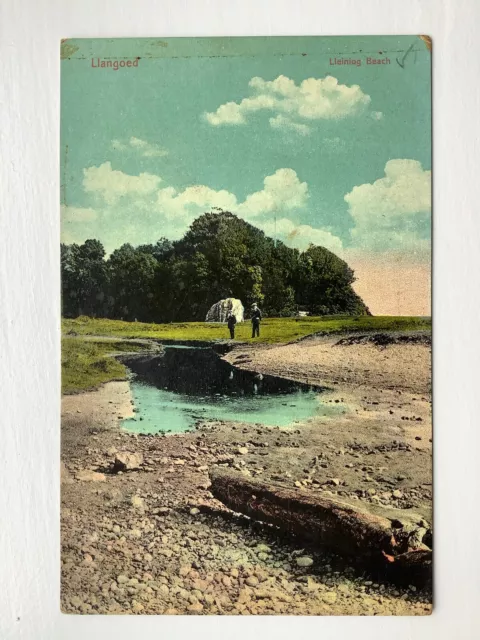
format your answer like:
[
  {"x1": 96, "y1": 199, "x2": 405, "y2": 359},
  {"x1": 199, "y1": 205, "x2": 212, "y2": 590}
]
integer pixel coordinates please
[{"x1": 61, "y1": 334, "x2": 432, "y2": 615}]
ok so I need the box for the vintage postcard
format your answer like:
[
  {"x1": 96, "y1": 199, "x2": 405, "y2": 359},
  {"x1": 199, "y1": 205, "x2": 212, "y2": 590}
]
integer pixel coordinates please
[{"x1": 60, "y1": 36, "x2": 432, "y2": 615}]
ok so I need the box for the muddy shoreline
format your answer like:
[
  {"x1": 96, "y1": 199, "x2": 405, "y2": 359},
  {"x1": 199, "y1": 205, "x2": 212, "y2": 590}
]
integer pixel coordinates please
[{"x1": 61, "y1": 334, "x2": 432, "y2": 615}]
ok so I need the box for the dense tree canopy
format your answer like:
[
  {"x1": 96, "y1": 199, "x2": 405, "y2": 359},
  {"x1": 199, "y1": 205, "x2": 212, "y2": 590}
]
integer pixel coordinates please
[{"x1": 61, "y1": 211, "x2": 370, "y2": 321}]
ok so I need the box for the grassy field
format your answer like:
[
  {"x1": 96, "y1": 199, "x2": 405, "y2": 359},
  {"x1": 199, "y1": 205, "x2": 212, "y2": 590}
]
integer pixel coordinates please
[
  {"x1": 63, "y1": 315, "x2": 431, "y2": 345},
  {"x1": 62, "y1": 337, "x2": 146, "y2": 394},
  {"x1": 62, "y1": 315, "x2": 431, "y2": 393}
]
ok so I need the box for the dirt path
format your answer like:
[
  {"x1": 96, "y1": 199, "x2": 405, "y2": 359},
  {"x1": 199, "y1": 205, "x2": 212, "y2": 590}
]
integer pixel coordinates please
[{"x1": 61, "y1": 335, "x2": 432, "y2": 615}]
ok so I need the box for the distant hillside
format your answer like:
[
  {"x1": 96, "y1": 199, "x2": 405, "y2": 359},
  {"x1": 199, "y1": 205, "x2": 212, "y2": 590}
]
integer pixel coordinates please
[{"x1": 61, "y1": 211, "x2": 370, "y2": 322}]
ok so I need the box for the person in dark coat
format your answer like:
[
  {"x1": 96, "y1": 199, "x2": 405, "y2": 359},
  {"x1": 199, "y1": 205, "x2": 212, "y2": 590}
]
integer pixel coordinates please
[
  {"x1": 227, "y1": 313, "x2": 237, "y2": 339},
  {"x1": 251, "y1": 303, "x2": 262, "y2": 338}
]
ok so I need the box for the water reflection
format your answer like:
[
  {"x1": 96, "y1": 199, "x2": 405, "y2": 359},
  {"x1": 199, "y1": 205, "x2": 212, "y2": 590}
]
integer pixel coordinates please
[{"x1": 121, "y1": 346, "x2": 343, "y2": 434}]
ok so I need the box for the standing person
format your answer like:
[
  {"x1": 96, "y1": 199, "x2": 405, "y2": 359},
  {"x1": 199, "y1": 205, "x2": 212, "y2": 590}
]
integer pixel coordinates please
[
  {"x1": 227, "y1": 312, "x2": 237, "y2": 340},
  {"x1": 251, "y1": 303, "x2": 262, "y2": 338}
]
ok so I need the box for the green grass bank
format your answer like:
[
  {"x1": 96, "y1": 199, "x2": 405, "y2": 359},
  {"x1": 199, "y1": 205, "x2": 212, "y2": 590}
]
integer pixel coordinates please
[
  {"x1": 62, "y1": 338, "x2": 146, "y2": 394},
  {"x1": 63, "y1": 315, "x2": 431, "y2": 345}
]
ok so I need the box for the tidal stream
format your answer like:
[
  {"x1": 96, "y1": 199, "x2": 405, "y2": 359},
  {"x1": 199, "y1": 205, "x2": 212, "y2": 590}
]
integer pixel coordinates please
[{"x1": 120, "y1": 345, "x2": 344, "y2": 434}]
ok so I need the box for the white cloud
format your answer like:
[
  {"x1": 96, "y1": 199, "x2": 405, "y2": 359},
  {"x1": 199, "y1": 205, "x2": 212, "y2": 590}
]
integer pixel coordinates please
[
  {"x1": 70, "y1": 163, "x2": 345, "y2": 255},
  {"x1": 157, "y1": 184, "x2": 238, "y2": 222},
  {"x1": 155, "y1": 168, "x2": 308, "y2": 229},
  {"x1": 205, "y1": 75, "x2": 372, "y2": 131},
  {"x1": 238, "y1": 168, "x2": 308, "y2": 218},
  {"x1": 345, "y1": 159, "x2": 431, "y2": 219},
  {"x1": 204, "y1": 102, "x2": 244, "y2": 125},
  {"x1": 83, "y1": 162, "x2": 162, "y2": 205},
  {"x1": 258, "y1": 217, "x2": 343, "y2": 253},
  {"x1": 61, "y1": 205, "x2": 97, "y2": 223},
  {"x1": 83, "y1": 164, "x2": 307, "y2": 222},
  {"x1": 345, "y1": 159, "x2": 431, "y2": 253},
  {"x1": 204, "y1": 95, "x2": 276, "y2": 126},
  {"x1": 269, "y1": 115, "x2": 310, "y2": 136},
  {"x1": 112, "y1": 136, "x2": 168, "y2": 157}
]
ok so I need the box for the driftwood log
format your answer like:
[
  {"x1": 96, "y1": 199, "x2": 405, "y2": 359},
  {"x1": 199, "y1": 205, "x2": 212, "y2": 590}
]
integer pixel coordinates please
[{"x1": 209, "y1": 468, "x2": 432, "y2": 584}]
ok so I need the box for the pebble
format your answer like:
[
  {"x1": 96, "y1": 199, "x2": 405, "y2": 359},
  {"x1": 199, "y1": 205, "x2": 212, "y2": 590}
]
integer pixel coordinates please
[
  {"x1": 75, "y1": 470, "x2": 106, "y2": 482},
  {"x1": 322, "y1": 592, "x2": 337, "y2": 604},
  {"x1": 246, "y1": 576, "x2": 259, "y2": 587},
  {"x1": 131, "y1": 495, "x2": 145, "y2": 510},
  {"x1": 296, "y1": 556, "x2": 314, "y2": 568}
]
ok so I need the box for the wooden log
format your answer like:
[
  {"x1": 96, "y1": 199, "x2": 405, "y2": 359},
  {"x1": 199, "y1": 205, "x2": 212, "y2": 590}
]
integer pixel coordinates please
[{"x1": 209, "y1": 468, "x2": 432, "y2": 579}]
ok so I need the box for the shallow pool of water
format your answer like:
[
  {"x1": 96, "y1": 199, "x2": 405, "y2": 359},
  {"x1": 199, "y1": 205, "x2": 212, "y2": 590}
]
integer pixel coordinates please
[{"x1": 121, "y1": 345, "x2": 343, "y2": 434}]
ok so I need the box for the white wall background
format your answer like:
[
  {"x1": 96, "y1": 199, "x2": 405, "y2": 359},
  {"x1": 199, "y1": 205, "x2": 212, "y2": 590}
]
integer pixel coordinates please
[{"x1": 1, "y1": 0, "x2": 479, "y2": 638}]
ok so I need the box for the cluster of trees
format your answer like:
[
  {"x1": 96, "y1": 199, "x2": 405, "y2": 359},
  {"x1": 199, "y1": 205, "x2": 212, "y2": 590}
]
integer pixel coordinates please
[{"x1": 61, "y1": 211, "x2": 370, "y2": 322}]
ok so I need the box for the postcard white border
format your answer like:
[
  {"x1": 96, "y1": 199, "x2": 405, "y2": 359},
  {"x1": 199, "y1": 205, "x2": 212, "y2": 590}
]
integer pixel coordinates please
[{"x1": 2, "y1": 0, "x2": 480, "y2": 638}]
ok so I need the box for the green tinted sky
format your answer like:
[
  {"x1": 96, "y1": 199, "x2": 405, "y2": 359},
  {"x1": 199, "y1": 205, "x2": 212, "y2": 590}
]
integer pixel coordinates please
[{"x1": 61, "y1": 36, "x2": 431, "y2": 314}]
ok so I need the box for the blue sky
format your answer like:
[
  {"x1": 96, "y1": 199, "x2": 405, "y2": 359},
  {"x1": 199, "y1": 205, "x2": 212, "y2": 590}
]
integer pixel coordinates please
[{"x1": 61, "y1": 36, "x2": 431, "y2": 314}]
